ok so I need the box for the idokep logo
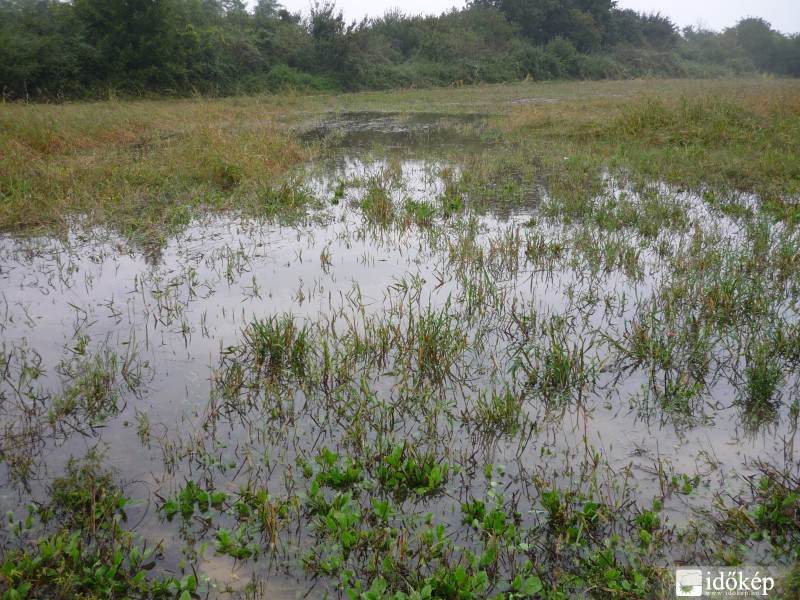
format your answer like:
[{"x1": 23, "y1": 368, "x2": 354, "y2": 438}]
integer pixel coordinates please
[
  {"x1": 675, "y1": 569, "x2": 703, "y2": 597},
  {"x1": 675, "y1": 566, "x2": 778, "y2": 598}
]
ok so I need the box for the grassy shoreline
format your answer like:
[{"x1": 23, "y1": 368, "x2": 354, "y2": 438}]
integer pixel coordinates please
[{"x1": 2, "y1": 79, "x2": 799, "y2": 236}]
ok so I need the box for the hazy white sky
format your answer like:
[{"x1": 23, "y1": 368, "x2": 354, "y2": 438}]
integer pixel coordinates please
[{"x1": 269, "y1": 0, "x2": 800, "y2": 35}]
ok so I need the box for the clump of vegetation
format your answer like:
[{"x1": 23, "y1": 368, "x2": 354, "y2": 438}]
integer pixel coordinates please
[
  {"x1": 745, "y1": 339, "x2": 784, "y2": 403},
  {"x1": 470, "y1": 387, "x2": 526, "y2": 435},
  {"x1": 360, "y1": 180, "x2": 396, "y2": 225},
  {"x1": 689, "y1": 459, "x2": 800, "y2": 577},
  {"x1": 403, "y1": 199, "x2": 436, "y2": 227},
  {"x1": 1, "y1": 0, "x2": 797, "y2": 101},
  {"x1": 0, "y1": 450, "x2": 198, "y2": 598},
  {"x1": 160, "y1": 479, "x2": 227, "y2": 521},
  {"x1": 214, "y1": 313, "x2": 310, "y2": 408},
  {"x1": 376, "y1": 442, "x2": 450, "y2": 499},
  {"x1": 510, "y1": 315, "x2": 599, "y2": 401}
]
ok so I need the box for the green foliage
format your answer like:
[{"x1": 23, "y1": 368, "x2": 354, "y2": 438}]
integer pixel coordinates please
[
  {"x1": 403, "y1": 199, "x2": 436, "y2": 227},
  {"x1": 230, "y1": 313, "x2": 310, "y2": 381},
  {"x1": 471, "y1": 387, "x2": 525, "y2": 435},
  {"x1": 1, "y1": 0, "x2": 796, "y2": 100},
  {"x1": 461, "y1": 494, "x2": 520, "y2": 542},
  {"x1": 360, "y1": 181, "x2": 395, "y2": 225},
  {"x1": 315, "y1": 446, "x2": 364, "y2": 490},
  {"x1": 161, "y1": 480, "x2": 227, "y2": 521},
  {"x1": 263, "y1": 64, "x2": 338, "y2": 92},
  {"x1": 214, "y1": 525, "x2": 261, "y2": 559},
  {"x1": 309, "y1": 1, "x2": 356, "y2": 84},
  {"x1": 0, "y1": 450, "x2": 187, "y2": 597},
  {"x1": 511, "y1": 316, "x2": 599, "y2": 401},
  {"x1": 751, "y1": 473, "x2": 800, "y2": 560},
  {"x1": 706, "y1": 462, "x2": 800, "y2": 565},
  {"x1": 741, "y1": 337, "x2": 784, "y2": 421},
  {"x1": 50, "y1": 343, "x2": 137, "y2": 426},
  {"x1": 376, "y1": 442, "x2": 450, "y2": 498}
]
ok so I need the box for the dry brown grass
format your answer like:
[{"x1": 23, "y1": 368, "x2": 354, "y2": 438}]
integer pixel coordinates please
[
  {"x1": 0, "y1": 97, "x2": 311, "y2": 232},
  {"x1": 2, "y1": 79, "x2": 799, "y2": 232}
]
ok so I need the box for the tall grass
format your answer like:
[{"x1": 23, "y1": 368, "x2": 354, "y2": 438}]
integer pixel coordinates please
[{"x1": 0, "y1": 98, "x2": 309, "y2": 233}]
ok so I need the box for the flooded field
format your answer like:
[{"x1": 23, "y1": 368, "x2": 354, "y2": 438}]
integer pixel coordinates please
[{"x1": 2, "y1": 94, "x2": 799, "y2": 598}]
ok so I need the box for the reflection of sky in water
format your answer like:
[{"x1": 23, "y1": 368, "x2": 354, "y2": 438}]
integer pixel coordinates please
[
  {"x1": 0, "y1": 117, "x2": 798, "y2": 595},
  {"x1": 2, "y1": 174, "x2": 795, "y2": 463}
]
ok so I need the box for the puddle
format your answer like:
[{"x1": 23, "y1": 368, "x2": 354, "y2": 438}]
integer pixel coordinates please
[
  {"x1": 1, "y1": 112, "x2": 798, "y2": 595},
  {"x1": 301, "y1": 111, "x2": 488, "y2": 156}
]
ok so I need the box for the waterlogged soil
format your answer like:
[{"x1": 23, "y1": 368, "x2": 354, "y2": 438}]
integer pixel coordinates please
[
  {"x1": 1, "y1": 112, "x2": 798, "y2": 597},
  {"x1": 302, "y1": 111, "x2": 490, "y2": 154}
]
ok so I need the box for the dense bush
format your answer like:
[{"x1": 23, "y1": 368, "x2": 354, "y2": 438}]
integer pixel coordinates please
[{"x1": 0, "y1": 0, "x2": 796, "y2": 100}]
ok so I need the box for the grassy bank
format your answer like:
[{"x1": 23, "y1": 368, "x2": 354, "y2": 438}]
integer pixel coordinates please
[
  {"x1": 0, "y1": 97, "x2": 311, "y2": 236},
  {"x1": 501, "y1": 80, "x2": 800, "y2": 220},
  {"x1": 2, "y1": 79, "x2": 799, "y2": 237}
]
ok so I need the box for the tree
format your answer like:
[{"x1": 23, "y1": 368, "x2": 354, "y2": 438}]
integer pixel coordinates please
[
  {"x1": 308, "y1": 1, "x2": 355, "y2": 82},
  {"x1": 565, "y1": 8, "x2": 601, "y2": 52},
  {"x1": 638, "y1": 11, "x2": 678, "y2": 50},
  {"x1": 776, "y1": 34, "x2": 800, "y2": 76},
  {"x1": 730, "y1": 18, "x2": 779, "y2": 72},
  {"x1": 605, "y1": 9, "x2": 643, "y2": 47},
  {"x1": 0, "y1": 0, "x2": 88, "y2": 97},
  {"x1": 473, "y1": 0, "x2": 609, "y2": 52},
  {"x1": 73, "y1": 0, "x2": 179, "y2": 87},
  {"x1": 475, "y1": 0, "x2": 564, "y2": 43},
  {"x1": 680, "y1": 25, "x2": 748, "y2": 70},
  {"x1": 254, "y1": 0, "x2": 279, "y2": 21}
]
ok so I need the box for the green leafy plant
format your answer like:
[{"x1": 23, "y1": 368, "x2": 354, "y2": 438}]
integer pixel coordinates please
[
  {"x1": 376, "y1": 443, "x2": 450, "y2": 499},
  {"x1": 161, "y1": 480, "x2": 227, "y2": 521}
]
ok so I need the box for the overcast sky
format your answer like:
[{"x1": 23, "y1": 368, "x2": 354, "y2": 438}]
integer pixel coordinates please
[{"x1": 268, "y1": 0, "x2": 800, "y2": 35}]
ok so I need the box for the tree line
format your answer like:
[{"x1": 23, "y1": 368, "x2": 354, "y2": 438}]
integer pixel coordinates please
[{"x1": 1, "y1": 0, "x2": 798, "y2": 100}]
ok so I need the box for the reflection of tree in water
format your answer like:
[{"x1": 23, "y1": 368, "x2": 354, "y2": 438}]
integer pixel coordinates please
[
  {"x1": 738, "y1": 398, "x2": 781, "y2": 438},
  {"x1": 139, "y1": 238, "x2": 166, "y2": 268},
  {"x1": 123, "y1": 225, "x2": 172, "y2": 267}
]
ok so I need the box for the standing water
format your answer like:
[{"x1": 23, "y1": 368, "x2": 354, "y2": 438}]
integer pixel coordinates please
[{"x1": 1, "y1": 111, "x2": 798, "y2": 597}]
